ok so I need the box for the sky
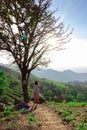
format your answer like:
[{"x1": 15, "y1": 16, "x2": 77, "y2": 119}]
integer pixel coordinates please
[
  {"x1": 0, "y1": 0, "x2": 87, "y2": 72},
  {"x1": 48, "y1": 0, "x2": 87, "y2": 71}
]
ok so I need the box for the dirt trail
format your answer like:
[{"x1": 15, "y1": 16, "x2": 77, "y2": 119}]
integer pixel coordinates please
[
  {"x1": 0, "y1": 102, "x2": 72, "y2": 130},
  {"x1": 34, "y1": 103, "x2": 71, "y2": 130}
]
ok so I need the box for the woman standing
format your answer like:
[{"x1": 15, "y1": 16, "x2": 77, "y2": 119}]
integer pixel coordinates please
[{"x1": 34, "y1": 81, "x2": 39, "y2": 103}]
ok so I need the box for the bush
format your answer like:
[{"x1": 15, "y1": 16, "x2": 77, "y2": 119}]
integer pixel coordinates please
[
  {"x1": 58, "y1": 109, "x2": 72, "y2": 117},
  {"x1": 76, "y1": 123, "x2": 87, "y2": 130}
]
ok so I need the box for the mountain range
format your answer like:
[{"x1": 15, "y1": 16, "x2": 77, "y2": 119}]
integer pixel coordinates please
[
  {"x1": 32, "y1": 68, "x2": 87, "y2": 82},
  {"x1": 0, "y1": 63, "x2": 87, "y2": 82}
]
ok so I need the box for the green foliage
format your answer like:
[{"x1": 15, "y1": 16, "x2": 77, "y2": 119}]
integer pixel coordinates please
[
  {"x1": 58, "y1": 109, "x2": 76, "y2": 123},
  {"x1": 19, "y1": 108, "x2": 26, "y2": 114},
  {"x1": 0, "y1": 71, "x2": 9, "y2": 96},
  {"x1": 76, "y1": 123, "x2": 87, "y2": 130},
  {"x1": 47, "y1": 101, "x2": 87, "y2": 130},
  {"x1": 5, "y1": 72, "x2": 21, "y2": 88},
  {"x1": 1, "y1": 64, "x2": 87, "y2": 103},
  {"x1": 36, "y1": 78, "x2": 87, "y2": 102},
  {"x1": 67, "y1": 102, "x2": 87, "y2": 107},
  {"x1": 77, "y1": 93, "x2": 85, "y2": 102},
  {"x1": 7, "y1": 121, "x2": 19, "y2": 129},
  {"x1": 8, "y1": 121, "x2": 14, "y2": 128},
  {"x1": 62, "y1": 116, "x2": 76, "y2": 123},
  {"x1": 28, "y1": 112, "x2": 36, "y2": 123},
  {"x1": 4, "y1": 106, "x2": 14, "y2": 112},
  {"x1": 47, "y1": 101, "x2": 87, "y2": 108},
  {"x1": 3, "y1": 105, "x2": 18, "y2": 119},
  {"x1": 0, "y1": 65, "x2": 21, "y2": 80},
  {"x1": 59, "y1": 109, "x2": 72, "y2": 117}
]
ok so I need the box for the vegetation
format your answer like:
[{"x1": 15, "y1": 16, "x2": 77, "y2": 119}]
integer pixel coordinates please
[
  {"x1": 28, "y1": 112, "x2": 36, "y2": 124},
  {"x1": 46, "y1": 101, "x2": 87, "y2": 130},
  {"x1": 37, "y1": 79, "x2": 87, "y2": 102},
  {"x1": 0, "y1": 65, "x2": 87, "y2": 103},
  {"x1": 0, "y1": 66, "x2": 87, "y2": 129}
]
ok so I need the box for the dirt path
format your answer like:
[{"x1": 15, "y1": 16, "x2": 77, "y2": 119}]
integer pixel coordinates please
[
  {"x1": 34, "y1": 103, "x2": 71, "y2": 130},
  {"x1": 0, "y1": 102, "x2": 72, "y2": 130}
]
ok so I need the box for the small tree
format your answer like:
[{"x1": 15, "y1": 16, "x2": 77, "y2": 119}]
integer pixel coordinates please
[{"x1": 0, "y1": 0, "x2": 72, "y2": 102}]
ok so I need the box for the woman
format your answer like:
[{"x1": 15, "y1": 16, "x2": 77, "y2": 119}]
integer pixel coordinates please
[{"x1": 34, "y1": 81, "x2": 39, "y2": 103}]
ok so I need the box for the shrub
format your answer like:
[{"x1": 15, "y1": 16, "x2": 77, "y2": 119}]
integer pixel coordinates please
[
  {"x1": 76, "y1": 123, "x2": 87, "y2": 130},
  {"x1": 58, "y1": 109, "x2": 72, "y2": 117}
]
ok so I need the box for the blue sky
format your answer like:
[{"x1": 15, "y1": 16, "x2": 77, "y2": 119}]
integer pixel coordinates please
[{"x1": 51, "y1": 0, "x2": 87, "y2": 38}]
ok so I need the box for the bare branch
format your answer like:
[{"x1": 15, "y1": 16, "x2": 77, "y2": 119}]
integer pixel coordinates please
[{"x1": 0, "y1": 0, "x2": 72, "y2": 72}]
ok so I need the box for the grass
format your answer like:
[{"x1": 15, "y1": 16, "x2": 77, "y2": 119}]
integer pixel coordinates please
[
  {"x1": 28, "y1": 112, "x2": 37, "y2": 124},
  {"x1": 46, "y1": 101, "x2": 87, "y2": 129},
  {"x1": 8, "y1": 121, "x2": 14, "y2": 128},
  {"x1": 76, "y1": 123, "x2": 87, "y2": 130}
]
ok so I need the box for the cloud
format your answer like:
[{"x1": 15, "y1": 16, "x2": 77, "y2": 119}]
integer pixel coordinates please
[{"x1": 49, "y1": 37, "x2": 87, "y2": 70}]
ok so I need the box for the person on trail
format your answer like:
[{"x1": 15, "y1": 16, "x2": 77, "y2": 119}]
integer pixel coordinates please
[{"x1": 34, "y1": 81, "x2": 39, "y2": 103}]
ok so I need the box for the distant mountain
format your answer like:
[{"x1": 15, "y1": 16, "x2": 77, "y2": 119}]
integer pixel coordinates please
[
  {"x1": 1, "y1": 63, "x2": 87, "y2": 82},
  {"x1": 32, "y1": 68, "x2": 87, "y2": 82},
  {"x1": 72, "y1": 67, "x2": 87, "y2": 73}
]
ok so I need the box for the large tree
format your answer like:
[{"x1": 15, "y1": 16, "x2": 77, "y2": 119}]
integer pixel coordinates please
[{"x1": 0, "y1": 0, "x2": 72, "y2": 103}]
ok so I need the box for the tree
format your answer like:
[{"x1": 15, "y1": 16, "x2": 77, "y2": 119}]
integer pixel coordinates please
[
  {"x1": 0, "y1": 0, "x2": 72, "y2": 103},
  {"x1": 77, "y1": 93, "x2": 85, "y2": 102}
]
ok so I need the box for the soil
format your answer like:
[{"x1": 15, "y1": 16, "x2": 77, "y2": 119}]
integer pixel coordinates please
[
  {"x1": 35, "y1": 102, "x2": 73, "y2": 130},
  {"x1": 0, "y1": 101, "x2": 73, "y2": 130}
]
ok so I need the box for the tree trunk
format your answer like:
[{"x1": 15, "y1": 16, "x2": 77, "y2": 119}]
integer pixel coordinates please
[{"x1": 22, "y1": 72, "x2": 30, "y2": 103}]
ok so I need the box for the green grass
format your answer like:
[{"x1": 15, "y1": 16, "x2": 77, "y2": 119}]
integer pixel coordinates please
[
  {"x1": 46, "y1": 101, "x2": 87, "y2": 129},
  {"x1": 76, "y1": 123, "x2": 87, "y2": 130},
  {"x1": 59, "y1": 109, "x2": 72, "y2": 116},
  {"x1": 28, "y1": 112, "x2": 36, "y2": 123}
]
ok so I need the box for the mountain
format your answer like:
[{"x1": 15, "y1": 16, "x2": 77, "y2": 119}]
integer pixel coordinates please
[
  {"x1": 32, "y1": 68, "x2": 87, "y2": 82},
  {"x1": 1, "y1": 63, "x2": 87, "y2": 82},
  {"x1": 72, "y1": 67, "x2": 87, "y2": 73}
]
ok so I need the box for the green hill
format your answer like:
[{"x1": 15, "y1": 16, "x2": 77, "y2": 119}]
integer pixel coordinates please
[{"x1": 0, "y1": 64, "x2": 87, "y2": 104}]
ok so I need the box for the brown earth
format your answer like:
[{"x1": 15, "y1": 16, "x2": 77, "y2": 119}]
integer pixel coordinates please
[
  {"x1": 35, "y1": 102, "x2": 73, "y2": 130},
  {"x1": 0, "y1": 102, "x2": 73, "y2": 130}
]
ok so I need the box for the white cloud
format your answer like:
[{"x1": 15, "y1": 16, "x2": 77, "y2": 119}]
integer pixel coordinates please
[{"x1": 48, "y1": 38, "x2": 87, "y2": 70}]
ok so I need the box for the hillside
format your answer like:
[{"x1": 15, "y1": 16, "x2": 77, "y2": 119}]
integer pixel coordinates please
[
  {"x1": 0, "y1": 64, "x2": 21, "y2": 80},
  {"x1": 0, "y1": 64, "x2": 87, "y2": 130},
  {"x1": 0, "y1": 64, "x2": 87, "y2": 102}
]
